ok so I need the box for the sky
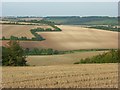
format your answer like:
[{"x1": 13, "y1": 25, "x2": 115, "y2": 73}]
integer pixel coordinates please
[
  {"x1": 1, "y1": 2, "x2": 118, "y2": 17},
  {"x1": 1, "y1": 0, "x2": 119, "y2": 2}
]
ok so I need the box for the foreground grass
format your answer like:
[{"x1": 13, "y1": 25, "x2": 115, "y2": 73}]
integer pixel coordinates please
[{"x1": 2, "y1": 63, "x2": 118, "y2": 88}]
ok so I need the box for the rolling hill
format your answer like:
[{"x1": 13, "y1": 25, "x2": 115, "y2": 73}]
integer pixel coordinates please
[{"x1": 2, "y1": 25, "x2": 118, "y2": 50}]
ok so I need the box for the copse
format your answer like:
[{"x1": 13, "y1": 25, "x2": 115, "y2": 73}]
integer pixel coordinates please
[{"x1": 2, "y1": 40, "x2": 27, "y2": 66}]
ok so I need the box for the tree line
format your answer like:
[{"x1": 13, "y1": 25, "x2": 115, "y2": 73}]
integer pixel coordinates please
[
  {"x1": 30, "y1": 27, "x2": 61, "y2": 32},
  {"x1": 2, "y1": 35, "x2": 45, "y2": 41},
  {"x1": 2, "y1": 27, "x2": 61, "y2": 41},
  {"x1": 89, "y1": 26, "x2": 119, "y2": 32},
  {"x1": 2, "y1": 40, "x2": 65, "y2": 66},
  {"x1": 2, "y1": 40, "x2": 119, "y2": 66},
  {"x1": 25, "y1": 48, "x2": 64, "y2": 55},
  {"x1": 45, "y1": 16, "x2": 117, "y2": 25},
  {"x1": 74, "y1": 50, "x2": 119, "y2": 64},
  {"x1": 19, "y1": 20, "x2": 62, "y2": 31},
  {"x1": 2, "y1": 36, "x2": 31, "y2": 41}
]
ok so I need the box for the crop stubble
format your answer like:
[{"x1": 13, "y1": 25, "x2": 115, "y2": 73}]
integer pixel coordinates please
[{"x1": 2, "y1": 64, "x2": 118, "y2": 88}]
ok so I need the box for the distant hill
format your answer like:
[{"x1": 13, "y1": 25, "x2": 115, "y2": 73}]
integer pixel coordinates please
[{"x1": 45, "y1": 16, "x2": 118, "y2": 25}]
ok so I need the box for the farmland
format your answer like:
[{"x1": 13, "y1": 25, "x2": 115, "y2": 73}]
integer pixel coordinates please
[
  {"x1": 1, "y1": 16, "x2": 119, "y2": 88},
  {"x1": 2, "y1": 24, "x2": 53, "y2": 39},
  {"x1": 32, "y1": 25, "x2": 118, "y2": 50},
  {"x1": 26, "y1": 51, "x2": 107, "y2": 66},
  {"x1": 2, "y1": 25, "x2": 118, "y2": 50},
  {"x1": 2, "y1": 63, "x2": 118, "y2": 88}
]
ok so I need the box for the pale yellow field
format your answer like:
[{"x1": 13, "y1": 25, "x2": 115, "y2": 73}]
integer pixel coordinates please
[
  {"x1": 2, "y1": 63, "x2": 118, "y2": 88},
  {"x1": 27, "y1": 51, "x2": 107, "y2": 66},
  {"x1": 2, "y1": 24, "x2": 53, "y2": 39}
]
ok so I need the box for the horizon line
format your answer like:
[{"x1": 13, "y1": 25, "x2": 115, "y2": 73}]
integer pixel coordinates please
[{"x1": 0, "y1": 15, "x2": 118, "y2": 17}]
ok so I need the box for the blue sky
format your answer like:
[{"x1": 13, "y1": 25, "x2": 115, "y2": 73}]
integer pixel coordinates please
[{"x1": 2, "y1": 2, "x2": 118, "y2": 17}]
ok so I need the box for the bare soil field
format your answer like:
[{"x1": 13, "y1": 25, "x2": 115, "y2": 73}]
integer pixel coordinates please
[
  {"x1": 36, "y1": 25, "x2": 118, "y2": 50},
  {"x1": 2, "y1": 63, "x2": 118, "y2": 88},
  {"x1": 1, "y1": 25, "x2": 118, "y2": 50},
  {"x1": 27, "y1": 51, "x2": 107, "y2": 66},
  {"x1": 2, "y1": 24, "x2": 53, "y2": 39}
]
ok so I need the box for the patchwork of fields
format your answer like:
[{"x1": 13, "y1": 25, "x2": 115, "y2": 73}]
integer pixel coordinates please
[
  {"x1": 2, "y1": 64, "x2": 118, "y2": 88},
  {"x1": 2, "y1": 25, "x2": 118, "y2": 50},
  {"x1": 1, "y1": 23, "x2": 119, "y2": 88}
]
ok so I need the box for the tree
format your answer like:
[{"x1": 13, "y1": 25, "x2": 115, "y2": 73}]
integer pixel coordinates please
[
  {"x1": 10, "y1": 36, "x2": 18, "y2": 40},
  {"x1": 2, "y1": 36, "x2": 6, "y2": 40},
  {"x1": 54, "y1": 50, "x2": 59, "y2": 54},
  {"x1": 47, "y1": 48, "x2": 54, "y2": 55},
  {"x1": 46, "y1": 28, "x2": 52, "y2": 31},
  {"x1": 2, "y1": 40, "x2": 27, "y2": 66},
  {"x1": 25, "y1": 48, "x2": 30, "y2": 55}
]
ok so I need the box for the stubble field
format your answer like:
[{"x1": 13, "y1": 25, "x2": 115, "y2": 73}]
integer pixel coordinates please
[
  {"x1": 2, "y1": 24, "x2": 53, "y2": 39},
  {"x1": 2, "y1": 63, "x2": 118, "y2": 88}
]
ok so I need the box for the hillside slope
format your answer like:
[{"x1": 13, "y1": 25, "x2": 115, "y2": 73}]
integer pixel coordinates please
[{"x1": 2, "y1": 25, "x2": 118, "y2": 50}]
